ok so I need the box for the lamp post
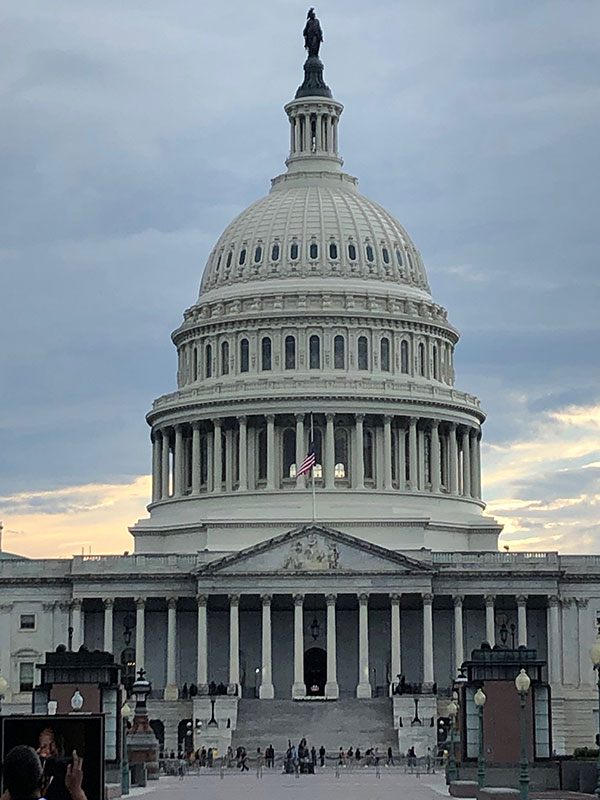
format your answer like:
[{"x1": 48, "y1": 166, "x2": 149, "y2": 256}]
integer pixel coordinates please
[
  {"x1": 474, "y1": 687, "x2": 487, "y2": 790},
  {"x1": 515, "y1": 668, "x2": 531, "y2": 800},
  {"x1": 70, "y1": 688, "x2": 84, "y2": 712},
  {"x1": 0, "y1": 675, "x2": 8, "y2": 713},
  {"x1": 447, "y1": 698, "x2": 458, "y2": 784},
  {"x1": 121, "y1": 701, "x2": 132, "y2": 795},
  {"x1": 589, "y1": 638, "x2": 600, "y2": 798}
]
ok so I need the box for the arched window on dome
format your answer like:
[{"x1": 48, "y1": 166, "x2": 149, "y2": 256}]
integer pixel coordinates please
[
  {"x1": 418, "y1": 342, "x2": 425, "y2": 376},
  {"x1": 407, "y1": 251, "x2": 414, "y2": 272},
  {"x1": 357, "y1": 336, "x2": 369, "y2": 371},
  {"x1": 432, "y1": 345, "x2": 438, "y2": 380},
  {"x1": 329, "y1": 242, "x2": 338, "y2": 260},
  {"x1": 221, "y1": 341, "x2": 229, "y2": 375},
  {"x1": 396, "y1": 248, "x2": 403, "y2": 266},
  {"x1": 348, "y1": 242, "x2": 357, "y2": 261},
  {"x1": 240, "y1": 339, "x2": 249, "y2": 373},
  {"x1": 334, "y1": 335, "x2": 345, "y2": 369},
  {"x1": 290, "y1": 242, "x2": 299, "y2": 260},
  {"x1": 285, "y1": 335, "x2": 296, "y2": 370},
  {"x1": 261, "y1": 337, "x2": 272, "y2": 371},
  {"x1": 309, "y1": 335, "x2": 321, "y2": 369},
  {"x1": 271, "y1": 243, "x2": 280, "y2": 261},
  {"x1": 282, "y1": 428, "x2": 296, "y2": 479},
  {"x1": 257, "y1": 428, "x2": 267, "y2": 482},
  {"x1": 226, "y1": 251, "x2": 232, "y2": 269},
  {"x1": 192, "y1": 346, "x2": 198, "y2": 381},
  {"x1": 216, "y1": 253, "x2": 222, "y2": 272},
  {"x1": 254, "y1": 245, "x2": 262, "y2": 263},
  {"x1": 239, "y1": 248, "x2": 247, "y2": 266},
  {"x1": 205, "y1": 344, "x2": 212, "y2": 378},
  {"x1": 380, "y1": 337, "x2": 390, "y2": 372},
  {"x1": 382, "y1": 247, "x2": 390, "y2": 264},
  {"x1": 363, "y1": 429, "x2": 374, "y2": 480},
  {"x1": 365, "y1": 244, "x2": 374, "y2": 263},
  {"x1": 334, "y1": 428, "x2": 348, "y2": 480},
  {"x1": 400, "y1": 340, "x2": 409, "y2": 374},
  {"x1": 309, "y1": 242, "x2": 318, "y2": 260}
]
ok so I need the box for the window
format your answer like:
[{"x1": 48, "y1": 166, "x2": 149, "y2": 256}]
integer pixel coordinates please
[
  {"x1": 261, "y1": 337, "x2": 272, "y2": 371},
  {"x1": 382, "y1": 247, "x2": 390, "y2": 264},
  {"x1": 329, "y1": 242, "x2": 338, "y2": 259},
  {"x1": 290, "y1": 242, "x2": 299, "y2": 260},
  {"x1": 407, "y1": 251, "x2": 414, "y2": 272},
  {"x1": 358, "y1": 336, "x2": 369, "y2": 370},
  {"x1": 192, "y1": 346, "x2": 198, "y2": 381},
  {"x1": 424, "y1": 433, "x2": 431, "y2": 484},
  {"x1": 19, "y1": 661, "x2": 34, "y2": 692},
  {"x1": 380, "y1": 337, "x2": 390, "y2": 372},
  {"x1": 20, "y1": 614, "x2": 35, "y2": 630},
  {"x1": 226, "y1": 251, "x2": 232, "y2": 269},
  {"x1": 309, "y1": 335, "x2": 320, "y2": 369},
  {"x1": 363, "y1": 429, "x2": 374, "y2": 480},
  {"x1": 334, "y1": 429, "x2": 348, "y2": 479},
  {"x1": 271, "y1": 243, "x2": 280, "y2": 261},
  {"x1": 418, "y1": 343, "x2": 425, "y2": 376},
  {"x1": 254, "y1": 245, "x2": 262, "y2": 263},
  {"x1": 309, "y1": 242, "x2": 318, "y2": 259},
  {"x1": 221, "y1": 341, "x2": 229, "y2": 375},
  {"x1": 400, "y1": 340, "x2": 409, "y2": 374},
  {"x1": 283, "y1": 429, "x2": 296, "y2": 478},
  {"x1": 366, "y1": 244, "x2": 374, "y2": 262},
  {"x1": 205, "y1": 344, "x2": 212, "y2": 378},
  {"x1": 334, "y1": 335, "x2": 345, "y2": 369},
  {"x1": 348, "y1": 243, "x2": 357, "y2": 261},
  {"x1": 285, "y1": 336, "x2": 296, "y2": 370},
  {"x1": 433, "y1": 345, "x2": 438, "y2": 380},
  {"x1": 396, "y1": 248, "x2": 403, "y2": 266},
  {"x1": 239, "y1": 248, "x2": 247, "y2": 266},
  {"x1": 240, "y1": 339, "x2": 249, "y2": 373}
]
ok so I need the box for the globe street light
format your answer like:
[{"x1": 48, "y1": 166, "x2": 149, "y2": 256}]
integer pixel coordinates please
[
  {"x1": 474, "y1": 687, "x2": 487, "y2": 790},
  {"x1": 515, "y1": 668, "x2": 531, "y2": 800},
  {"x1": 589, "y1": 638, "x2": 600, "y2": 798},
  {"x1": 121, "y1": 701, "x2": 132, "y2": 796},
  {"x1": 447, "y1": 697, "x2": 458, "y2": 784}
]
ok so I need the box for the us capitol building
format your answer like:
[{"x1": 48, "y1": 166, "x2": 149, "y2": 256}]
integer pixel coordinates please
[{"x1": 1, "y1": 13, "x2": 598, "y2": 760}]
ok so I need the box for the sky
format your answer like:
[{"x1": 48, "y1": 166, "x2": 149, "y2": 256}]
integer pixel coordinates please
[{"x1": 1, "y1": 0, "x2": 599, "y2": 558}]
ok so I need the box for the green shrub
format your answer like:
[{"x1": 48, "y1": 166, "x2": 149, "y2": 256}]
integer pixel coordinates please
[{"x1": 573, "y1": 747, "x2": 599, "y2": 759}]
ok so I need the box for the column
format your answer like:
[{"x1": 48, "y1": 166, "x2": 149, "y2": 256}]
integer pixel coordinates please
[
  {"x1": 408, "y1": 417, "x2": 418, "y2": 490},
  {"x1": 517, "y1": 595, "x2": 528, "y2": 647},
  {"x1": 225, "y1": 428, "x2": 234, "y2": 491},
  {"x1": 103, "y1": 598, "x2": 114, "y2": 653},
  {"x1": 266, "y1": 415, "x2": 276, "y2": 490},
  {"x1": 0, "y1": 603, "x2": 13, "y2": 694},
  {"x1": 325, "y1": 413, "x2": 335, "y2": 488},
  {"x1": 325, "y1": 594, "x2": 339, "y2": 698},
  {"x1": 315, "y1": 112, "x2": 322, "y2": 151},
  {"x1": 196, "y1": 594, "x2": 208, "y2": 690},
  {"x1": 207, "y1": 429, "x2": 214, "y2": 492},
  {"x1": 161, "y1": 428, "x2": 170, "y2": 498},
  {"x1": 229, "y1": 595, "x2": 240, "y2": 693},
  {"x1": 476, "y1": 436, "x2": 482, "y2": 498},
  {"x1": 152, "y1": 431, "x2": 162, "y2": 502},
  {"x1": 191, "y1": 422, "x2": 201, "y2": 494},
  {"x1": 164, "y1": 597, "x2": 179, "y2": 700},
  {"x1": 470, "y1": 430, "x2": 479, "y2": 499},
  {"x1": 135, "y1": 597, "x2": 145, "y2": 672},
  {"x1": 212, "y1": 419, "x2": 222, "y2": 493},
  {"x1": 577, "y1": 598, "x2": 592, "y2": 686},
  {"x1": 383, "y1": 416, "x2": 393, "y2": 490},
  {"x1": 292, "y1": 594, "x2": 305, "y2": 697},
  {"x1": 448, "y1": 423, "x2": 458, "y2": 495},
  {"x1": 259, "y1": 595, "x2": 274, "y2": 698},
  {"x1": 417, "y1": 428, "x2": 425, "y2": 489},
  {"x1": 353, "y1": 414, "x2": 365, "y2": 490},
  {"x1": 71, "y1": 599, "x2": 83, "y2": 651},
  {"x1": 422, "y1": 593, "x2": 434, "y2": 686},
  {"x1": 430, "y1": 420, "x2": 441, "y2": 492},
  {"x1": 485, "y1": 595, "x2": 496, "y2": 647},
  {"x1": 453, "y1": 595, "x2": 464, "y2": 674},
  {"x1": 390, "y1": 594, "x2": 401, "y2": 693},
  {"x1": 356, "y1": 593, "x2": 371, "y2": 698},
  {"x1": 237, "y1": 417, "x2": 248, "y2": 491},
  {"x1": 547, "y1": 595, "x2": 561, "y2": 684},
  {"x1": 461, "y1": 428, "x2": 471, "y2": 497},
  {"x1": 295, "y1": 413, "x2": 306, "y2": 489},
  {"x1": 398, "y1": 425, "x2": 406, "y2": 491},
  {"x1": 173, "y1": 424, "x2": 184, "y2": 497}
]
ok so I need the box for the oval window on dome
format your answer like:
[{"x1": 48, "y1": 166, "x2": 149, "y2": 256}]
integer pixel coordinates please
[
  {"x1": 329, "y1": 242, "x2": 338, "y2": 260},
  {"x1": 382, "y1": 247, "x2": 390, "y2": 264},
  {"x1": 366, "y1": 244, "x2": 374, "y2": 262},
  {"x1": 309, "y1": 242, "x2": 318, "y2": 260},
  {"x1": 254, "y1": 245, "x2": 262, "y2": 263},
  {"x1": 226, "y1": 251, "x2": 232, "y2": 269},
  {"x1": 271, "y1": 243, "x2": 280, "y2": 261},
  {"x1": 348, "y1": 243, "x2": 357, "y2": 261},
  {"x1": 239, "y1": 248, "x2": 247, "y2": 266},
  {"x1": 290, "y1": 242, "x2": 299, "y2": 260},
  {"x1": 396, "y1": 249, "x2": 403, "y2": 266},
  {"x1": 407, "y1": 251, "x2": 414, "y2": 271},
  {"x1": 216, "y1": 254, "x2": 222, "y2": 270}
]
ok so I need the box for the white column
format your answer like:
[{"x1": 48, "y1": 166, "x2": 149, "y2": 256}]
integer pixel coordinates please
[
  {"x1": 237, "y1": 416, "x2": 248, "y2": 491},
  {"x1": 164, "y1": 597, "x2": 179, "y2": 700},
  {"x1": 448, "y1": 423, "x2": 458, "y2": 495},
  {"x1": 453, "y1": 595, "x2": 464, "y2": 674},
  {"x1": 398, "y1": 425, "x2": 406, "y2": 490},
  {"x1": 259, "y1": 594, "x2": 274, "y2": 698},
  {"x1": 577, "y1": 598, "x2": 592, "y2": 686},
  {"x1": 475, "y1": 435, "x2": 482, "y2": 499},
  {"x1": 266, "y1": 415, "x2": 276, "y2": 490},
  {"x1": 353, "y1": 414, "x2": 365, "y2": 490},
  {"x1": 152, "y1": 431, "x2": 162, "y2": 502},
  {"x1": 173, "y1": 424, "x2": 184, "y2": 497},
  {"x1": 356, "y1": 593, "x2": 371, "y2": 698},
  {"x1": 390, "y1": 594, "x2": 401, "y2": 694},
  {"x1": 103, "y1": 598, "x2": 114, "y2": 653},
  {"x1": 325, "y1": 593, "x2": 339, "y2": 698},
  {"x1": 461, "y1": 428, "x2": 471, "y2": 497},
  {"x1": 71, "y1": 599, "x2": 83, "y2": 651},
  {"x1": 196, "y1": 594, "x2": 208, "y2": 689},
  {"x1": 325, "y1": 413, "x2": 335, "y2": 489},
  {"x1": 161, "y1": 428, "x2": 170, "y2": 498},
  {"x1": 485, "y1": 595, "x2": 496, "y2": 647},
  {"x1": 292, "y1": 594, "x2": 305, "y2": 697},
  {"x1": 422, "y1": 593, "x2": 434, "y2": 686},
  {"x1": 229, "y1": 594, "x2": 240, "y2": 693},
  {"x1": 383, "y1": 416, "x2": 393, "y2": 490},
  {"x1": 430, "y1": 420, "x2": 441, "y2": 492},
  {"x1": 207, "y1": 429, "x2": 214, "y2": 492},
  {"x1": 517, "y1": 595, "x2": 528, "y2": 647},
  {"x1": 470, "y1": 430, "x2": 479, "y2": 499},
  {"x1": 225, "y1": 428, "x2": 234, "y2": 491},
  {"x1": 0, "y1": 603, "x2": 13, "y2": 694},
  {"x1": 213, "y1": 419, "x2": 222, "y2": 493},
  {"x1": 408, "y1": 417, "x2": 418, "y2": 490},
  {"x1": 547, "y1": 595, "x2": 561, "y2": 684},
  {"x1": 135, "y1": 597, "x2": 145, "y2": 672},
  {"x1": 191, "y1": 422, "x2": 201, "y2": 494},
  {"x1": 295, "y1": 413, "x2": 306, "y2": 489}
]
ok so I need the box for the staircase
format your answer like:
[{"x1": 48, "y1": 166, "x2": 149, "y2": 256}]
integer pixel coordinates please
[{"x1": 232, "y1": 698, "x2": 397, "y2": 754}]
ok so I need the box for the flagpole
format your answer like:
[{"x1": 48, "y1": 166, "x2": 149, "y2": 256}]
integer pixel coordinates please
[{"x1": 310, "y1": 412, "x2": 316, "y2": 522}]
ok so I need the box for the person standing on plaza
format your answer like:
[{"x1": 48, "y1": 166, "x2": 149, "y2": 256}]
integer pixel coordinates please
[
  {"x1": 256, "y1": 747, "x2": 264, "y2": 779},
  {"x1": 386, "y1": 745, "x2": 394, "y2": 766},
  {"x1": 319, "y1": 744, "x2": 326, "y2": 767}
]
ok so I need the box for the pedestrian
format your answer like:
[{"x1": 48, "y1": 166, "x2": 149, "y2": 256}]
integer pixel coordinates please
[
  {"x1": 207, "y1": 746, "x2": 213, "y2": 767},
  {"x1": 338, "y1": 746, "x2": 345, "y2": 766},
  {"x1": 240, "y1": 746, "x2": 249, "y2": 772},
  {"x1": 311, "y1": 745, "x2": 317, "y2": 771},
  {"x1": 386, "y1": 745, "x2": 394, "y2": 766},
  {"x1": 256, "y1": 747, "x2": 264, "y2": 779},
  {"x1": 319, "y1": 744, "x2": 326, "y2": 767},
  {"x1": 407, "y1": 745, "x2": 416, "y2": 771},
  {"x1": 355, "y1": 746, "x2": 361, "y2": 764}
]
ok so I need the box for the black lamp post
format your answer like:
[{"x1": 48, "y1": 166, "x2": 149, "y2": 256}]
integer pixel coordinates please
[
  {"x1": 446, "y1": 697, "x2": 458, "y2": 784},
  {"x1": 121, "y1": 702, "x2": 132, "y2": 795},
  {"x1": 515, "y1": 668, "x2": 531, "y2": 800},
  {"x1": 474, "y1": 687, "x2": 487, "y2": 790}
]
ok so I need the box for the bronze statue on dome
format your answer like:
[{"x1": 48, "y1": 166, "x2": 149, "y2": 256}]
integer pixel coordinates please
[{"x1": 303, "y1": 8, "x2": 323, "y2": 58}]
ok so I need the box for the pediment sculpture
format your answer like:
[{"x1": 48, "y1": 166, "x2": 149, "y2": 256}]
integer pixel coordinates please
[{"x1": 282, "y1": 534, "x2": 340, "y2": 570}]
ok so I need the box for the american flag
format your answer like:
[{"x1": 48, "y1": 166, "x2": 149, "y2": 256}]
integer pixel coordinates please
[{"x1": 297, "y1": 445, "x2": 316, "y2": 476}]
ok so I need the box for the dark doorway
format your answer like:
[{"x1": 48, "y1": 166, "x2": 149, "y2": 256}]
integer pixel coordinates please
[{"x1": 304, "y1": 647, "x2": 326, "y2": 695}]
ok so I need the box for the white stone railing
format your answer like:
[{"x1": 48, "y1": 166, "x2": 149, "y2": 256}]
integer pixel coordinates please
[
  {"x1": 432, "y1": 551, "x2": 560, "y2": 569},
  {"x1": 71, "y1": 554, "x2": 200, "y2": 574},
  {"x1": 0, "y1": 559, "x2": 71, "y2": 576}
]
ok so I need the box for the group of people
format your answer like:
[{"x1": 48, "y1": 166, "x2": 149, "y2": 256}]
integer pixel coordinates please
[{"x1": 180, "y1": 680, "x2": 230, "y2": 698}]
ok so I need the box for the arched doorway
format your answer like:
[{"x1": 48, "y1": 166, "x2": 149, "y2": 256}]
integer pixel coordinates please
[{"x1": 304, "y1": 647, "x2": 326, "y2": 695}]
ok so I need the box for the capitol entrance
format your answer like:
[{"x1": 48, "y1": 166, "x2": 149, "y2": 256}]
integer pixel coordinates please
[{"x1": 304, "y1": 647, "x2": 327, "y2": 695}]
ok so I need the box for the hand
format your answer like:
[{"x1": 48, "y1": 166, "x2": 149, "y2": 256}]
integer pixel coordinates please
[{"x1": 65, "y1": 750, "x2": 87, "y2": 800}]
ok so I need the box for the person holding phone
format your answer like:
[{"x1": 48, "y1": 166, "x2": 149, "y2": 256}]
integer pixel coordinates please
[{"x1": 0, "y1": 746, "x2": 87, "y2": 800}]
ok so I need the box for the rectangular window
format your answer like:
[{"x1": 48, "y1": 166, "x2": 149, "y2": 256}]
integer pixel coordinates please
[
  {"x1": 20, "y1": 613, "x2": 36, "y2": 630},
  {"x1": 19, "y1": 661, "x2": 34, "y2": 692}
]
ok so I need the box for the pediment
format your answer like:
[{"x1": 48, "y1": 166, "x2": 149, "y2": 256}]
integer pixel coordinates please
[{"x1": 196, "y1": 525, "x2": 434, "y2": 576}]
